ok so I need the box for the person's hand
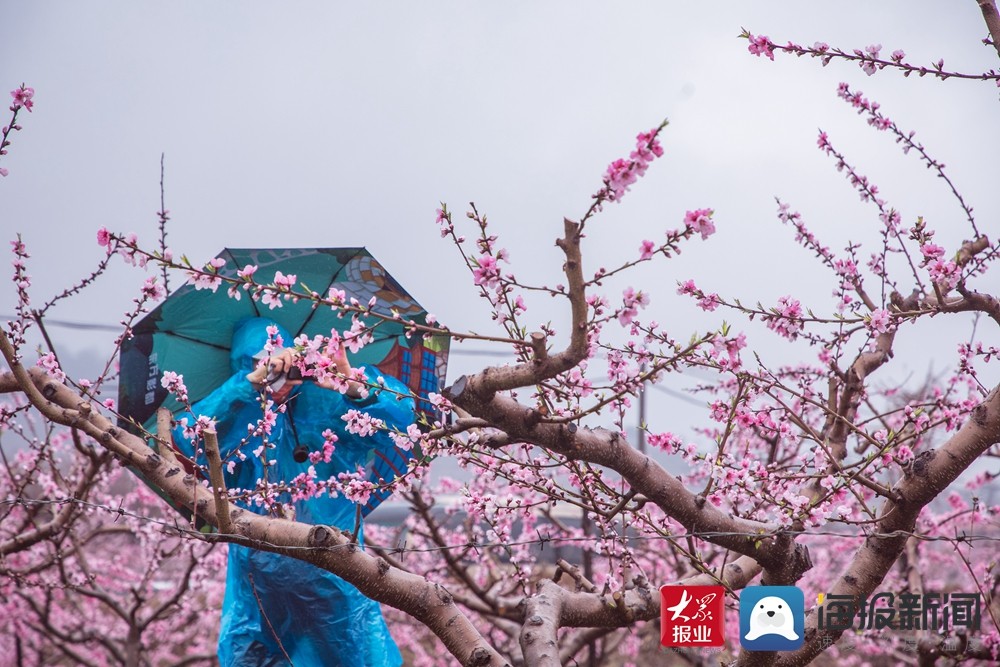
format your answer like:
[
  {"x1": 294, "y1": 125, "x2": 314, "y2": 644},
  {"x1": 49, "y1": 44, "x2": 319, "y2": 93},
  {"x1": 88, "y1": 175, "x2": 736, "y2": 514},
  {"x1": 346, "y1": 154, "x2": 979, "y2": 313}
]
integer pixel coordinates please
[
  {"x1": 246, "y1": 348, "x2": 301, "y2": 388},
  {"x1": 315, "y1": 341, "x2": 363, "y2": 398}
]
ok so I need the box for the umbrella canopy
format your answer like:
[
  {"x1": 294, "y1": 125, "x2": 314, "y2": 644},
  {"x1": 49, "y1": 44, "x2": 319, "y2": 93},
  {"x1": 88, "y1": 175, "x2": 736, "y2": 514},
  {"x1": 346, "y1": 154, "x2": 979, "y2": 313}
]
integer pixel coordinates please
[{"x1": 119, "y1": 247, "x2": 448, "y2": 517}]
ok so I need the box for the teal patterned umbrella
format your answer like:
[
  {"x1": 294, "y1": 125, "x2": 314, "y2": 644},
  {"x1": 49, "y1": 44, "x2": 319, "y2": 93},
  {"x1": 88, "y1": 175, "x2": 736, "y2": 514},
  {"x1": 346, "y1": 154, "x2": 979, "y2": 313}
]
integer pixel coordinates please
[{"x1": 119, "y1": 247, "x2": 448, "y2": 517}]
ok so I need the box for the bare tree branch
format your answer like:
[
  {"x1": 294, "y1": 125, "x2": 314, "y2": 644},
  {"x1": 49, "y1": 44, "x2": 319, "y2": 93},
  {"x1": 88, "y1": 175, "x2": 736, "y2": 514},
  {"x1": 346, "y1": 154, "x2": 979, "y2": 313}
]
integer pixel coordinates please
[
  {"x1": 977, "y1": 0, "x2": 1000, "y2": 59},
  {"x1": 203, "y1": 428, "x2": 231, "y2": 535},
  {"x1": 447, "y1": 382, "x2": 809, "y2": 579},
  {"x1": 775, "y1": 384, "x2": 1000, "y2": 666},
  {"x1": 0, "y1": 444, "x2": 107, "y2": 557},
  {"x1": 0, "y1": 331, "x2": 509, "y2": 667}
]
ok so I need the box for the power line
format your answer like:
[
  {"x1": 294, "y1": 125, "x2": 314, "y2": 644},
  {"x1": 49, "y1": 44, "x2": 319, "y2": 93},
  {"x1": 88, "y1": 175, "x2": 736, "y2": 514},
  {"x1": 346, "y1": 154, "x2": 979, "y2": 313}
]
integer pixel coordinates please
[
  {"x1": 1, "y1": 313, "x2": 714, "y2": 375},
  {"x1": 1, "y1": 315, "x2": 120, "y2": 332},
  {"x1": 649, "y1": 383, "x2": 707, "y2": 408},
  {"x1": 4, "y1": 497, "x2": 999, "y2": 557},
  {"x1": 1, "y1": 315, "x2": 710, "y2": 407}
]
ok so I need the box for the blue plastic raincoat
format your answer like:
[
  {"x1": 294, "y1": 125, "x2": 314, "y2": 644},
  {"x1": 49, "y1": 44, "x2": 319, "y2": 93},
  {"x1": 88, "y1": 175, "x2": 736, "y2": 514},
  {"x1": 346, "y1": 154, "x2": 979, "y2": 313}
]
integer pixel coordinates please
[{"x1": 173, "y1": 318, "x2": 411, "y2": 667}]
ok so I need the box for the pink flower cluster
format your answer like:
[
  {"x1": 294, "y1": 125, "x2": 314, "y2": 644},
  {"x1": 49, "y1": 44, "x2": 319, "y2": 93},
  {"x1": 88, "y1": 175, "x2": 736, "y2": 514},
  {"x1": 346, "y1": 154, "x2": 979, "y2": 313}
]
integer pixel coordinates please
[
  {"x1": 160, "y1": 370, "x2": 189, "y2": 403},
  {"x1": 342, "y1": 318, "x2": 373, "y2": 355},
  {"x1": 472, "y1": 254, "x2": 501, "y2": 289},
  {"x1": 113, "y1": 232, "x2": 146, "y2": 267},
  {"x1": 179, "y1": 414, "x2": 214, "y2": 441},
  {"x1": 10, "y1": 86, "x2": 34, "y2": 112},
  {"x1": 9, "y1": 239, "x2": 32, "y2": 349},
  {"x1": 288, "y1": 467, "x2": 321, "y2": 501},
  {"x1": 263, "y1": 323, "x2": 284, "y2": 353},
  {"x1": 601, "y1": 127, "x2": 664, "y2": 202},
  {"x1": 711, "y1": 332, "x2": 746, "y2": 370},
  {"x1": 646, "y1": 431, "x2": 683, "y2": 453},
  {"x1": 677, "y1": 279, "x2": 720, "y2": 312},
  {"x1": 261, "y1": 270, "x2": 296, "y2": 309},
  {"x1": 341, "y1": 409, "x2": 385, "y2": 437},
  {"x1": 188, "y1": 257, "x2": 225, "y2": 292},
  {"x1": 435, "y1": 206, "x2": 454, "y2": 238},
  {"x1": 617, "y1": 287, "x2": 650, "y2": 326},
  {"x1": 684, "y1": 208, "x2": 716, "y2": 240},
  {"x1": 428, "y1": 392, "x2": 453, "y2": 415},
  {"x1": 140, "y1": 276, "x2": 166, "y2": 302},
  {"x1": 247, "y1": 400, "x2": 280, "y2": 438},
  {"x1": 920, "y1": 243, "x2": 945, "y2": 262},
  {"x1": 326, "y1": 287, "x2": 346, "y2": 308},
  {"x1": 836, "y1": 83, "x2": 893, "y2": 131},
  {"x1": 226, "y1": 264, "x2": 258, "y2": 301},
  {"x1": 763, "y1": 295, "x2": 804, "y2": 340},
  {"x1": 273, "y1": 270, "x2": 296, "y2": 289},
  {"x1": 562, "y1": 365, "x2": 594, "y2": 398},
  {"x1": 746, "y1": 33, "x2": 774, "y2": 60},
  {"x1": 308, "y1": 429, "x2": 338, "y2": 464},
  {"x1": 388, "y1": 423, "x2": 424, "y2": 452},
  {"x1": 603, "y1": 159, "x2": 636, "y2": 201},
  {"x1": 918, "y1": 241, "x2": 961, "y2": 289},
  {"x1": 859, "y1": 43, "x2": 882, "y2": 76},
  {"x1": 36, "y1": 352, "x2": 66, "y2": 382},
  {"x1": 927, "y1": 259, "x2": 961, "y2": 288},
  {"x1": 0, "y1": 88, "x2": 35, "y2": 177},
  {"x1": 337, "y1": 469, "x2": 375, "y2": 505},
  {"x1": 866, "y1": 308, "x2": 892, "y2": 334},
  {"x1": 833, "y1": 257, "x2": 858, "y2": 279}
]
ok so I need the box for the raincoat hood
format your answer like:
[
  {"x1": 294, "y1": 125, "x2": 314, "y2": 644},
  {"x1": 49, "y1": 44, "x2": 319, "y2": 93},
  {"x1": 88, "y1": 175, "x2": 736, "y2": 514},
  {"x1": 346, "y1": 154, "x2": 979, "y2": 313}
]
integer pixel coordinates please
[{"x1": 230, "y1": 318, "x2": 294, "y2": 374}]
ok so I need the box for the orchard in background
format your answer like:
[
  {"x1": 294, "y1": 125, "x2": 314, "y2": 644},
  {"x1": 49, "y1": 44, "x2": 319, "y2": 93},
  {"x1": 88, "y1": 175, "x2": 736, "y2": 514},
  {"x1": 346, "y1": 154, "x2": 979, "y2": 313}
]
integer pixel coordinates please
[{"x1": 3, "y1": 6, "x2": 1000, "y2": 666}]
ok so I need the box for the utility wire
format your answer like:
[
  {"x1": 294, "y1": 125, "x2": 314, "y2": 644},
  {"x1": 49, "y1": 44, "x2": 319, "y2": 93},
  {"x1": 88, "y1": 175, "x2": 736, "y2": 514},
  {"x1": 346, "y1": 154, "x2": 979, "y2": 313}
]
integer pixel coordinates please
[
  {"x1": 3, "y1": 497, "x2": 998, "y2": 557},
  {"x1": 0, "y1": 314, "x2": 712, "y2": 401}
]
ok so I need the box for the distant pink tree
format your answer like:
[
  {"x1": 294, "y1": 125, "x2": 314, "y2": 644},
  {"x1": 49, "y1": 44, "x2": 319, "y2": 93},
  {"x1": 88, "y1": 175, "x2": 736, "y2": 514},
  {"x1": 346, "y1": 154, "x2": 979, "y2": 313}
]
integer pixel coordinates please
[
  {"x1": 0, "y1": 405, "x2": 225, "y2": 666},
  {"x1": 3, "y1": 5, "x2": 1000, "y2": 666}
]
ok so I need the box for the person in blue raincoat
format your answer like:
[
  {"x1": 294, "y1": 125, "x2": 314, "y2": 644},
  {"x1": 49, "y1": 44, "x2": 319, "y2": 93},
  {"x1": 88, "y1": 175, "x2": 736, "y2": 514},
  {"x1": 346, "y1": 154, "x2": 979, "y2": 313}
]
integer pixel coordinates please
[{"x1": 173, "y1": 317, "x2": 413, "y2": 667}]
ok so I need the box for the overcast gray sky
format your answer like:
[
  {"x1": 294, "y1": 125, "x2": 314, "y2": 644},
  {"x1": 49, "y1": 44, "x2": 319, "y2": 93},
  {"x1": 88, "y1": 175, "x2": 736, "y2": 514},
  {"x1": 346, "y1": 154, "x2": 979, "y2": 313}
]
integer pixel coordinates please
[{"x1": 2, "y1": 2, "x2": 998, "y2": 441}]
